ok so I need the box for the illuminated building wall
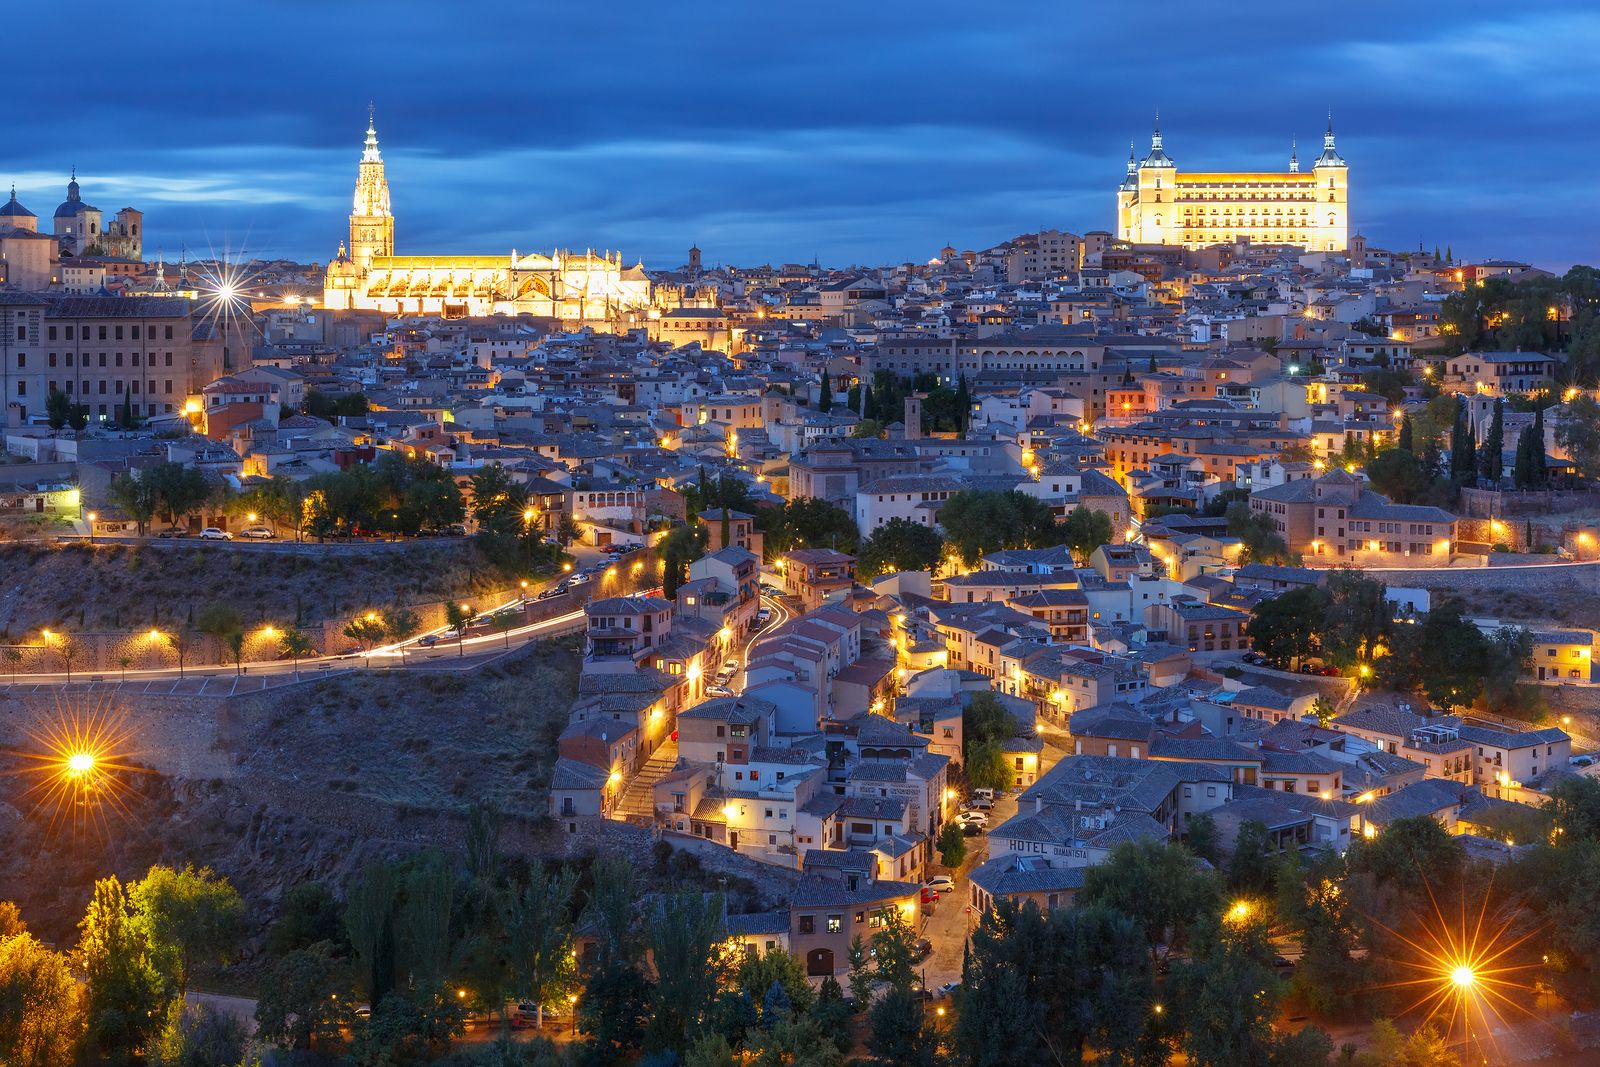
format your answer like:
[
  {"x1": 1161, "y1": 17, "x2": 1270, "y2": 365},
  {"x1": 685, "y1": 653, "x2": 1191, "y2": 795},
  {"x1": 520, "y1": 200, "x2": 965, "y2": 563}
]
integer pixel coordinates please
[{"x1": 1116, "y1": 119, "x2": 1348, "y2": 252}]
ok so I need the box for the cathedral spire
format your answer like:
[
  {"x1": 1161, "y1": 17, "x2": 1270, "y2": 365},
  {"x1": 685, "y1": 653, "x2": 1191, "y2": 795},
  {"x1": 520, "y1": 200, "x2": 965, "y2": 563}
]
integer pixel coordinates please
[
  {"x1": 1289, "y1": 137, "x2": 1299, "y2": 173},
  {"x1": 1151, "y1": 112, "x2": 1162, "y2": 150},
  {"x1": 363, "y1": 104, "x2": 382, "y2": 163},
  {"x1": 1140, "y1": 115, "x2": 1173, "y2": 169}
]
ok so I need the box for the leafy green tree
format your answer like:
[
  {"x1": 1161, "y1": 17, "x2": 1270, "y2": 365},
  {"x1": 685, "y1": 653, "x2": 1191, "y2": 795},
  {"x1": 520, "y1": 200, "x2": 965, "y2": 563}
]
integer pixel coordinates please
[
  {"x1": 1557, "y1": 394, "x2": 1600, "y2": 480},
  {"x1": 106, "y1": 473, "x2": 159, "y2": 536},
  {"x1": 851, "y1": 418, "x2": 886, "y2": 438},
  {"x1": 936, "y1": 822, "x2": 967, "y2": 868},
  {"x1": 644, "y1": 891, "x2": 730, "y2": 1053},
  {"x1": 145, "y1": 462, "x2": 213, "y2": 529},
  {"x1": 445, "y1": 601, "x2": 474, "y2": 657},
  {"x1": 1366, "y1": 447, "x2": 1429, "y2": 505},
  {"x1": 1186, "y1": 812, "x2": 1221, "y2": 864},
  {"x1": 1080, "y1": 839, "x2": 1221, "y2": 965},
  {"x1": 499, "y1": 862, "x2": 578, "y2": 1030},
  {"x1": 196, "y1": 602, "x2": 244, "y2": 669},
  {"x1": 1246, "y1": 585, "x2": 1330, "y2": 669},
  {"x1": 756, "y1": 498, "x2": 860, "y2": 558},
  {"x1": 129, "y1": 865, "x2": 244, "y2": 1000},
  {"x1": 938, "y1": 490, "x2": 1063, "y2": 565},
  {"x1": 1546, "y1": 774, "x2": 1600, "y2": 841},
  {"x1": 277, "y1": 626, "x2": 316, "y2": 677},
  {"x1": 1375, "y1": 599, "x2": 1490, "y2": 710},
  {"x1": 1480, "y1": 397, "x2": 1505, "y2": 482},
  {"x1": 45, "y1": 390, "x2": 71, "y2": 431},
  {"x1": 1320, "y1": 569, "x2": 1389, "y2": 668},
  {"x1": 77, "y1": 876, "x2": 166, "y2": 1066},
  {"x1": 866, "y1": 985, "x2": 937, "y2": 1067},
  {"x1": 1061, "y1": 504, "x2": 1115, "y2": 564},
  {"x1": 856, "y1": 517, "x2": 943, "y2": 578},
  {"x1": 1171, "y1": 915, "x2": 1288, "y2": 1067},
  {"x1": 658, "y1": 521, "x2": 710, "y2": 600},
  {"x1": 966, "y1": 739, "x2": 1013, "y2": 793},
  {"x1": 1226, "y1": 822, "x2": 1278, "y2": 898},
  {"x1": 1345, "y1": 815, "x2": 1465, "y2": 901},
  {"x1": 846, "y1": 935, "x2": 872, "y2": 1010},
  {"x1": 0, "y1": 930, "x2": 83, "y2": 1067},
  {"x1": 267, "y1": 882, "x2": 345, "y2": 957},
  {"x1": 579, "y1": 959, "x2": 651, "y2": 1054},
  {"x1": 1225, "y1": 502, "x2": 1292, "y2": 565}
]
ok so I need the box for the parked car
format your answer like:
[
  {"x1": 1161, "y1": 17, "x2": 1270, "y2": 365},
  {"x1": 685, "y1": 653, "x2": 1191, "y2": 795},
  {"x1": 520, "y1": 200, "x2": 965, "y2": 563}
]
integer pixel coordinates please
[
  {"x1": 1241, "y1": 651, "x2": 1263, "y2": 665},
  {"x1": 199, "y1": 527, "x2": 234, "y2": 541},
  {"x1": 722, "y1": 658, "x2": 739, "y2": 671},
  {"x1": 706, "y1": 684, "x2": 733, "y2": 697},
  {"x1": 418, "y1": 634, "x2": 440, "y2": 648},
  {"x1": 962, "y1": 796, "x2": 993, "y2": 812},
  {"x1": 241, "y1": 525, "x2": 274, "y2": 539},
  {"x1": 955, "y1": 811, "x2": 989, "y2": 828},
  {"x1": 971, "y1": 787, "x2": 995, "y2": 801},
  {"x1": 443, "y1": 524, "x2": 468, "y2": 537},
  {"x1": 157, "y1": 527, "x2": 189, "y2": 538},
  {"x1": 756, "y1": 609, "x2": 772, "y2": 623},
  {"x1": 924, "y1": 875, "x2": 955, "y2": 894},
  {"x1": 915, "y1": 938, "x2": 934, "y2": 960},
  {"x1": 537, "y1": 587, "x2": 562, "y2": 600},
  {"x1": 1570, "y1": 754, "x2": 1595, "y2": 768},
  {"x1": 962, "y1": 823, "x2": 982, "y2": 837},
  {"x1": 760, "y1": 582, "x2": 780, "y2": 595}
]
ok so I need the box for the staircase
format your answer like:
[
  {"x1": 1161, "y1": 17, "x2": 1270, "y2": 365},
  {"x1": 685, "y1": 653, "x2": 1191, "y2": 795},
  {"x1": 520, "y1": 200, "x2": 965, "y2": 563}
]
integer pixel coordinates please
[{"x1": 614, "y1": 740, "x2": 680, "y2": 821}]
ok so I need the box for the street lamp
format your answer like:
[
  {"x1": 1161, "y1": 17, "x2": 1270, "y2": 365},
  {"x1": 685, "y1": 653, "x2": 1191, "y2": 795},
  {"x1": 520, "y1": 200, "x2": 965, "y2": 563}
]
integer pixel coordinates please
[{"x1": 86, "y1": 511, "x2": 97, "y2": 544}]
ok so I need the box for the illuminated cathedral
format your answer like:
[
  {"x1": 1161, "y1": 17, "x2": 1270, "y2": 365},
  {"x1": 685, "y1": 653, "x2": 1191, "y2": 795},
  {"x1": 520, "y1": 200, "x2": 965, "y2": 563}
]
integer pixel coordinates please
[{"x1": 322, "y1": 110, "x2": 653, "y2": 322}]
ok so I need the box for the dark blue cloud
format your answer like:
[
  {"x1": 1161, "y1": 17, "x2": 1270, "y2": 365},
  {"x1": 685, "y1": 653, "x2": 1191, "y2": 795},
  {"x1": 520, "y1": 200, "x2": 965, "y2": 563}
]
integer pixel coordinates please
[{"x1": 5, "y1": 1, "x2": 1597, "y2": 269}]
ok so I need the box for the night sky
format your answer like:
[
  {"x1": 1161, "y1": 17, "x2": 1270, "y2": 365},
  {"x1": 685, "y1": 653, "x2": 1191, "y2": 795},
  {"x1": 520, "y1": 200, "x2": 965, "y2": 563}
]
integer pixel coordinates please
[{"x1": 7, "y1": 2, "x2": 1596, "y2": 271}]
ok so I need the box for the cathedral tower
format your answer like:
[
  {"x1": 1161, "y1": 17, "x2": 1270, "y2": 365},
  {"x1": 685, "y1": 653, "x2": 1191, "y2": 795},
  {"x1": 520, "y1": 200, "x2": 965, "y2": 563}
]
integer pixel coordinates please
[{"x1": 349, "y1": 106, "x2": 394, "y2": 270}]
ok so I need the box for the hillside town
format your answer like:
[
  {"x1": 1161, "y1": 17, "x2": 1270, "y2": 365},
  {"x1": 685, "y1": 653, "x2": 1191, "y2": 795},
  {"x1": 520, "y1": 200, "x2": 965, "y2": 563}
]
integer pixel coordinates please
[{"x1": 7, "y1": 96, "x2": 1600, "y2": 1066}]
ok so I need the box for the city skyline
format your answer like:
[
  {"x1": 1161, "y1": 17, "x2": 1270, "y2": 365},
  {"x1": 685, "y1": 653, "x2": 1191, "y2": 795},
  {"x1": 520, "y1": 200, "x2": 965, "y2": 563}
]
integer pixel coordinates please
[{"x1": 5, "y1": 2, "x2": 1598, "y2": 270}]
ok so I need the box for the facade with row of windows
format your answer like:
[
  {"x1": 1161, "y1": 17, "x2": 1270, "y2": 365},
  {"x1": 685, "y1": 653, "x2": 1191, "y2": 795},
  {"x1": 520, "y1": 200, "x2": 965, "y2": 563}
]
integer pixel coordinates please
[{"x1": 0, "y1": 293, "x2": 225, "y2": 426}]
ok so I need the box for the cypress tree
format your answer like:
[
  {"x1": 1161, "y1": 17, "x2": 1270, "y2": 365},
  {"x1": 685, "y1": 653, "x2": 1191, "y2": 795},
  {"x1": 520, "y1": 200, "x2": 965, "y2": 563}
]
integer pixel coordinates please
[
  {"x1": 1445, "y1": 244, "x2": 1453, "y2": 263},
  {"x1": 1513, "y1": 425, "x2": 1539, "y2": 488},
  {"x1": 1398, "y1": 414, "x2": 1414, "y2": 453},
  {"x1": 1533, "y1": 403, "x2": 1547, "y2": 484},
  {"x1": 863, "y1": 383, "x2": 874, "y2": 421},
  {"x1": 1480, "y1": 398, "x2": 1504, "y2": 482},
  {"x1": 954, "y1": 374, "x2": 971, "y2": 436},
  {"x1": 818, "y1": 372, "x2": 833, "y2": 413},
  {"x1": 1449, "y1": 401, "x2": 1468, "y2": 482},
  {"x1": 1148, "y1": 354, "x2": 1158, "y2": 375}
]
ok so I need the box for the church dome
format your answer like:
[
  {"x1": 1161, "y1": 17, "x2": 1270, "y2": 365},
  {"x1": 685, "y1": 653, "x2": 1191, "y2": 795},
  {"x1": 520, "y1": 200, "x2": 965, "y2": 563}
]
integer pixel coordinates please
[
  {"x1": 0, "y1": 187, "x2": 35, "y2": 218},
  {"x1": 54, "y1": 174, "x2": 96, "y2": 217}
]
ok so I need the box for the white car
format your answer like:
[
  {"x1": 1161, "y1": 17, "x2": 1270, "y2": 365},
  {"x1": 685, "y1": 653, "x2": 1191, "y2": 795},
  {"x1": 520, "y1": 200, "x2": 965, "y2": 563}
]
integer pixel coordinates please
[
  {"x1": 955, "y1": 811, "x2": 989, "y2": 828},
  {"x1": 199, "y1": 527, "x2": 234, "y2": 541},
  {"x1": 924, "y1": 875, "x2": 955, "y2": 894},
  {"x1": 241, "y1": 526, "x2": 274, "y2": 539}
]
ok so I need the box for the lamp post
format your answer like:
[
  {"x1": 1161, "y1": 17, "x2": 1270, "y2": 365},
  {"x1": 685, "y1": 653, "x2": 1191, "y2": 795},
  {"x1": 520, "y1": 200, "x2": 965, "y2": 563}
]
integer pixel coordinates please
[{"x1": 86, "y1": 511, "x2": 97, "y2": 544}]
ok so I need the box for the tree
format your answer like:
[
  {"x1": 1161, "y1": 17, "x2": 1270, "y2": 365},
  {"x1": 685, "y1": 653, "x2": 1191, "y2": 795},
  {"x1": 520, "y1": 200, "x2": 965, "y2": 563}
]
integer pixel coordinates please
[
  {"x1": 644, "y1": 891, "x2": 731, "y2": 1053},
  {"x1": 1320, "y1": 569, "x2": 1389, "y2": 668},
  {"x1": 756, "y1": 498, "x2": 860, "y2": 558},
  {"x1": 1246, "y1": 586, "x2": 1330, "y2": 669},
  {"x1": 385, "y1": 606, "x2": 423, "y2": 665},
  {"x1": 1398, "y1": 413, "x2": 1414, "y2": 453},
  {"x1": 106, "y1": 473, "x2": 159, "y2": 536},
  {"x1": 1080, "y1": 839, "x2": 1220, "y2": 965},
  {"x1": 856, "y1": 517, "x2": 943, "y2": 578},
  {"x1": 851, "y1": 418, "x2": 886, "y2": 438},
  {"x1": 1225, "y1": 502, "x2": 1291, "y2": 565},
  {"x1": 445, "y1": 601, "x2": 474, "y2": 657},
  {"x1": 1557, "y1": 394, "x2": 1600, "y2": 481},
  {"x1": 77, "y1": 876, "x2": 165, "y2": 1065},
  {"x1": 965, "y1": 739, "x2": 1013, "y2": 793},
  {"x1": 936, "y1": 822, "x2": 967, "y2": 868},
  {"x1": 658, "y1": 522, "x2": 710, "y2": 600},
  {"x1": 0, "y1": 930, "x2": 83, "y2": 1067},
  {"x1": 818, "y1": 371, "x2": 833, "y2": 413},
  {"x1": 1226, "y1": 821, "x2": 1279, "y2": 897},
  {"x1": 867, "y1": 985, "x2": 937, "y2": 1067},
  {"x1": 500, "y1": 862, "x2": 578, "y2": 1031},
  {"x1": 129, "y1": 865, "x2": 244, "y2": 1001},
  {"x1": 1061, "y1": 504, "x2": 1116, "y2": 565},
  {"x1": 2, "y1": 645, "x2": 21, "y2": 686},
  {"x1": 196, "y1": 602, "x2": 243, "y2": 669},
  {"x1": 144, "y1": 462, "x2": 213, "y2": 529},
  {"x1": 267, "y1": 881, "x2": 345, "y2": 958},
  {"x1": 45, "y1": 390, "x2": 71, "y2": 431},
  {"x1": 1365, "y1": 447, "x2": 1429, "y2": 505},
  {"x1": 278, "y1": 626, "x2": 315, "y2": 677},
  {"x1": 954, "y1": 374, "x2": 972, "y2": 435},
  {"x1": 54, "y1": 634, "x2": 81, "y2": 682},
  {"x1": 1376, "y1": 599, "x2": 1491, "y2": 710},
  {"x1": 1480, "y1": 397, "x2": 1505, "y2": 483},
  {"x1": 1171, "y1": 916, "x2": 1289, "y2": 1067},
  {"x1": 938, "y1": 490, "x2": 1063, "y2": 566}
]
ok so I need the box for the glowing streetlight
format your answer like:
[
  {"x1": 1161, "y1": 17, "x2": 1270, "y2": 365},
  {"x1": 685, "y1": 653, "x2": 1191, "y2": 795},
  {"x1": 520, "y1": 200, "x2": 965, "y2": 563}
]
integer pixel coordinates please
[
  {"x1": 1226, "y1": 900, "x2": 1252, "y2": 923},
  {"x1": 1450, "y1": 965, "x2": 1475, "y2": 990},
  {"x1": 66, "y1": 752, "x2": 96, "y2": 777}
]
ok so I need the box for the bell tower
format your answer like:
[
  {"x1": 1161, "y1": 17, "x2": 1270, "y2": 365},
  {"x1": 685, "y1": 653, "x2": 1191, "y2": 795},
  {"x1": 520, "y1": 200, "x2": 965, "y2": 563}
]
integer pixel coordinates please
[{"x1": 349, "y1": 104, "x2": 394, "y2": 270}]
